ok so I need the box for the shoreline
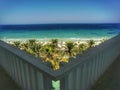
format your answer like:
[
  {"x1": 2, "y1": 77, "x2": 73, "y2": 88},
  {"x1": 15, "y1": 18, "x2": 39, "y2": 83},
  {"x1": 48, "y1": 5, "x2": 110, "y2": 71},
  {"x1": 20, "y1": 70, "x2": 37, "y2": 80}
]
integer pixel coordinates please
[
  {"x1": 0, "y1": 37, "x2": 110, "y2": 42},
  {"x1": 0, "y1": 37, "x2": 110, "y2": 47}
]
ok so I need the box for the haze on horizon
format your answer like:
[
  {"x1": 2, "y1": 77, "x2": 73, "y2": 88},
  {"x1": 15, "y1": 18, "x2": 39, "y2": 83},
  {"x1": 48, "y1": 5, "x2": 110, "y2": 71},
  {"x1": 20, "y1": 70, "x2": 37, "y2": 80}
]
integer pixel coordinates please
[{"x1": 0, "y1": 0, "x2": 120, "y2": 25}]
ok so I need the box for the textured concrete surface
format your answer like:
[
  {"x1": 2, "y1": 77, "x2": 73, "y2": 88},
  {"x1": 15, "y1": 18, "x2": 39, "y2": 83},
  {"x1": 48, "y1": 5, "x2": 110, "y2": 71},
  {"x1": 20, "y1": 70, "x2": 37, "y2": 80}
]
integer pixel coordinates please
[
  {"x1": 0, "y1": 66, "x2": 21, "y2": 90},
  {"x1": 92, "y1": 55, "x2": 120, "y2": 90}
]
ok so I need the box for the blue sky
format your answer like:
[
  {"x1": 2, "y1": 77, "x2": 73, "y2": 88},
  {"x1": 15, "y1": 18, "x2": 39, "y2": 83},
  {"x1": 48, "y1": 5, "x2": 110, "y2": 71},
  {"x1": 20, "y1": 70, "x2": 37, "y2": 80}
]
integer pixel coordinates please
[{"x1": 0, "y1": 0, "x2": 120, "y2": 24}]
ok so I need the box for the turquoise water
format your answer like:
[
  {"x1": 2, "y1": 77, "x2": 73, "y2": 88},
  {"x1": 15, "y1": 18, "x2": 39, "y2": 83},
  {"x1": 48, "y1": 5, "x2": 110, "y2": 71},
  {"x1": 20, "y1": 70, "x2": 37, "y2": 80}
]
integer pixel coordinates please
[{"x1": 0, "y1": 29, "x2": 120, "y2": 40}]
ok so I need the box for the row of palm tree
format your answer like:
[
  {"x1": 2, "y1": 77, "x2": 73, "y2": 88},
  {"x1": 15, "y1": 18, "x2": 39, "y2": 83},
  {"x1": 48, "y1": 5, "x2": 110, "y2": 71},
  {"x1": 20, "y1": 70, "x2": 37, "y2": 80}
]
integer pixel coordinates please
[{"x1": 11, "y1": 39, "x2": 98, "y2": 70}]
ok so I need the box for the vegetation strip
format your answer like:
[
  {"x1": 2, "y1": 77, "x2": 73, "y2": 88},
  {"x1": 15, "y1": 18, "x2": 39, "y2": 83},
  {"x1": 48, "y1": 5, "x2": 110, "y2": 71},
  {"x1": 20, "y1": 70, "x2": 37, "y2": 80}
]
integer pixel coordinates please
[{"x1": 6, "y1": 39, "x2": 105, "y2": 70}]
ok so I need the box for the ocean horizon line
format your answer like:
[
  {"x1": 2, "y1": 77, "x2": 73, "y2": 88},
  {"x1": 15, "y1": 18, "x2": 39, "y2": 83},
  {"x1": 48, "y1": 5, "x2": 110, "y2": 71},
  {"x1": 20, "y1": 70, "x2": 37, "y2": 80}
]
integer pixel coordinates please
[{"x1": 1, "y1": 22, "x2": 120, "y2": 25}]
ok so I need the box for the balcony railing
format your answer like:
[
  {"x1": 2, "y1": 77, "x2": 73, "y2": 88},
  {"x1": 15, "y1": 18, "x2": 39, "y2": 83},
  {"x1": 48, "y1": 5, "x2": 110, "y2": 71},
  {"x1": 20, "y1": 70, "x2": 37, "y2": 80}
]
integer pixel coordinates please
[{"x1": 0, "y1": 35, "x2": 120, "y2": 90}]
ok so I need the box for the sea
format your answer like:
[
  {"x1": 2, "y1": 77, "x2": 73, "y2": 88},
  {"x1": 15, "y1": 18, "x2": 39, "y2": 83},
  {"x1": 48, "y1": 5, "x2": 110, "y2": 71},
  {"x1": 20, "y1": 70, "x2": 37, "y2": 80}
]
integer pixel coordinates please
[{"x1": 0, "y1": 24, "x2": 120, "y2": 41}]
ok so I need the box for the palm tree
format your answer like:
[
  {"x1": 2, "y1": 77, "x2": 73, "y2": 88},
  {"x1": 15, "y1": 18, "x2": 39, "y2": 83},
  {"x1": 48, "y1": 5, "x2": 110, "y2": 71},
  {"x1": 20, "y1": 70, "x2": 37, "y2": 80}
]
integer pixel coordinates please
[
  {"x1": 35, "y1": 43, "x2": 42, "y2": 57},
  {"x1": 87, "y1": 40, "x2": 95, "y2": 48},
  {"x1": 28, "y1": 39, "x2": 36, "y2": 45},
  {"x1": 51, "y1": 39, "x2": 58, "y2": 45},
  {"x1": 20, "y1": 42, "x2": 29, "y2": 51},
  {"x1": 40, "y1": 44, "x2": 53, "y2": 61},
  {"x1": 50, "y1": 39, "x2": 58, "y2": 50},
  {"x1": 12, "y1": 41, "x2": 21, "y2": 47},
  {"x1": 65, "y1": 41, "x2": 75, "y2": 56}
]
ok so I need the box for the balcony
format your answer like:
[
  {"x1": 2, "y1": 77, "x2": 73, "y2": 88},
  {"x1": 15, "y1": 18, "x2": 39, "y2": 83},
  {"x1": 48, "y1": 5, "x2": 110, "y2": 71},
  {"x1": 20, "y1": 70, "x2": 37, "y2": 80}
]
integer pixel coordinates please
[{"x1": 0, "y1": 35, "x2": 120, "y2": 90}]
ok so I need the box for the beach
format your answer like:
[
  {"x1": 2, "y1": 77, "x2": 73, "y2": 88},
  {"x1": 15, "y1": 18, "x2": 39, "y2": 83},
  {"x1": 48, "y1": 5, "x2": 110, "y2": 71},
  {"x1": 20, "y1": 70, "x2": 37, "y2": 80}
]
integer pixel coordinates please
[{"x1": 2, "y1": 38, "x2": 104, "y2": 47}]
